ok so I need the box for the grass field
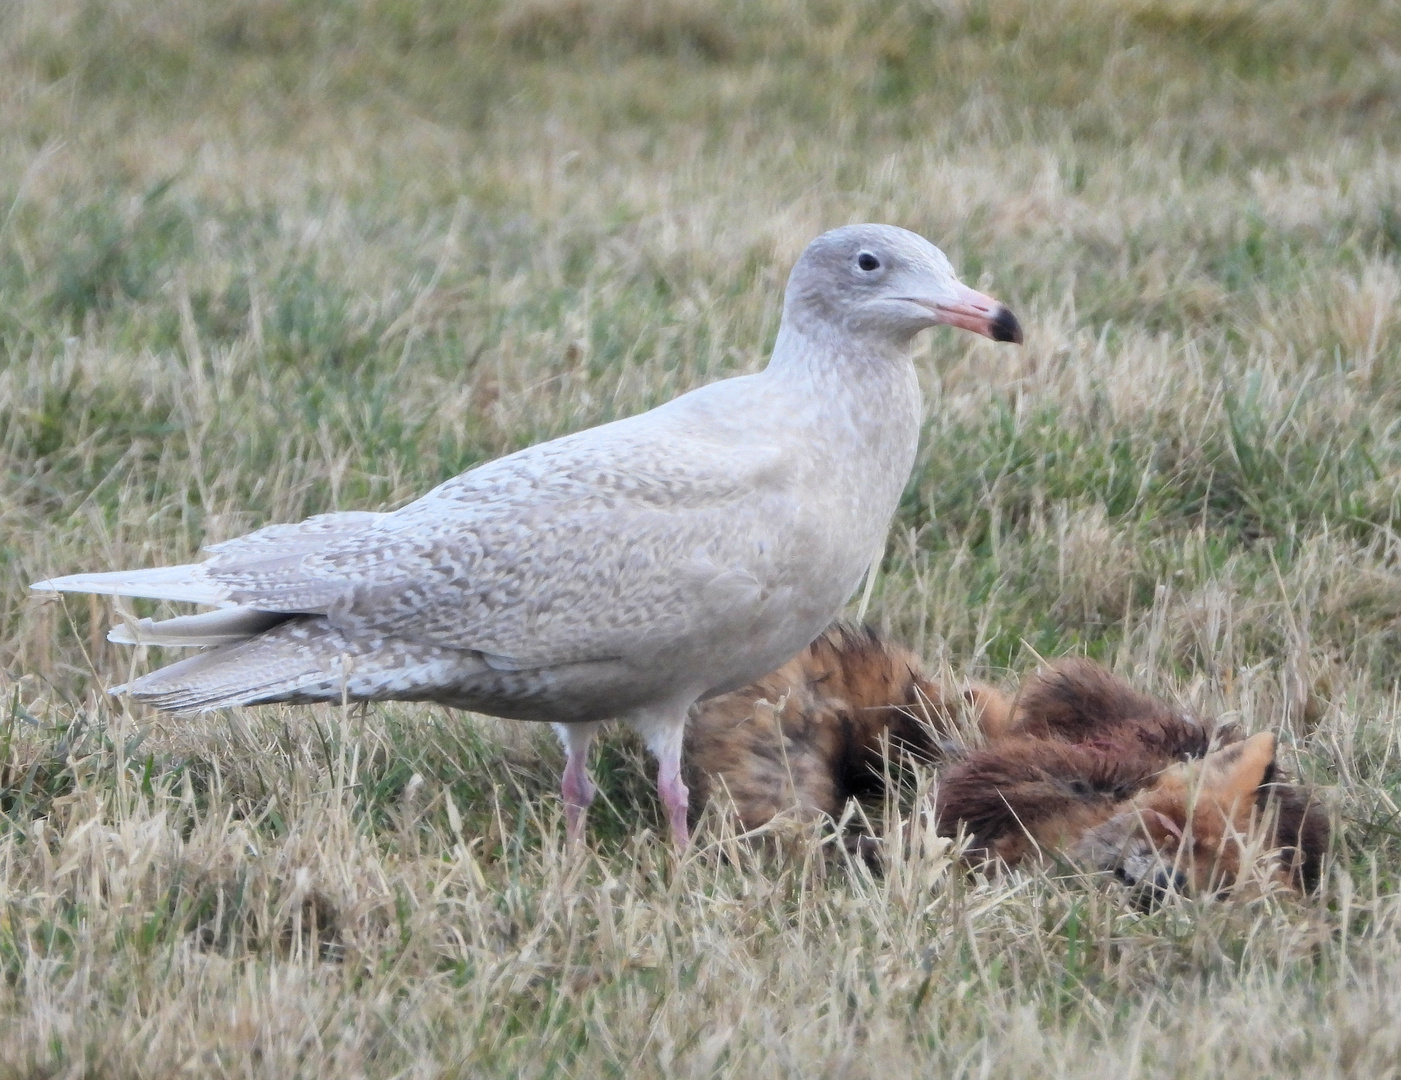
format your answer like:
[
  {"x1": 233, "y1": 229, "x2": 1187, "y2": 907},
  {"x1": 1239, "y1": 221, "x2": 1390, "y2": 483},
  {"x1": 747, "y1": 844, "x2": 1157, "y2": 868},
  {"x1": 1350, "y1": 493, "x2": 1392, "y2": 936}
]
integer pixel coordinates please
[{"x1": 5, "y1": 0, "x2": 1401, "y2": 1074}]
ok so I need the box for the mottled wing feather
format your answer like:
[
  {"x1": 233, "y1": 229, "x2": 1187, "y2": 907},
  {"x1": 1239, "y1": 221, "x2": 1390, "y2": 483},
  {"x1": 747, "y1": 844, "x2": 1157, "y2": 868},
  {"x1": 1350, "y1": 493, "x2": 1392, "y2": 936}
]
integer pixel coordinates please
[
  {"x1": 320, "y1": 505, "x2": 767, "y2": 665},
  {"x1": 200, "y1": 419, "x2": 791, "y2": 668},
  {"x1": 203, "y1": 511, "x2": 388, "y2": 569}
]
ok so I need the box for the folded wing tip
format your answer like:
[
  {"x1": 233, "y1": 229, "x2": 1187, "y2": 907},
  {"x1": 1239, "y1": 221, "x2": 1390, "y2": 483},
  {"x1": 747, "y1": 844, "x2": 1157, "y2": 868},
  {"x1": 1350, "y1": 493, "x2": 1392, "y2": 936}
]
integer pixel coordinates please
[{"x1": 107, "y1": 624, "x2": 139, "y2": 645}]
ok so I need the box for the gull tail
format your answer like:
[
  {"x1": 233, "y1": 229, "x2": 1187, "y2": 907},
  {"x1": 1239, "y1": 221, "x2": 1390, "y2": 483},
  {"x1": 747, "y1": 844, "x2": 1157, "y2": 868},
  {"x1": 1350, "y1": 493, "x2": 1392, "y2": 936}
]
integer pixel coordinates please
[
  {"x1": 108, "y1": 607, "x2": 292, "y2": 647},
  {"x1": 112, "y1": 616, "x2": 487, "y2": 714},
  {"x1": 30, "y1": 565, "x2": 229, "y2": 605},
  {"x1": 115, "y1": 616, "x2": 369, "y2": 711}
]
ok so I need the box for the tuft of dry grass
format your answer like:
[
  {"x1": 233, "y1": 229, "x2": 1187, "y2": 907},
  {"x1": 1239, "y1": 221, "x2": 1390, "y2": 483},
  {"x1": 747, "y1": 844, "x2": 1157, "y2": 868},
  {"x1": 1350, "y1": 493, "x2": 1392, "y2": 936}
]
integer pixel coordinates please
[{"x1": 3, "y1": 0, "x2": 1401, "y2": 1074}]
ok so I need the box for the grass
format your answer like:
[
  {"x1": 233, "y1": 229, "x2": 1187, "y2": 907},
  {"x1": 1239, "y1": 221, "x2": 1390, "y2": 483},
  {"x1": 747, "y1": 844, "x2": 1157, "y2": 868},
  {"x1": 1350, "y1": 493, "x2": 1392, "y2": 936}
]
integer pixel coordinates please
[{"x1": 3, "y1": 0, "x2": 1401, "y2": 1073}]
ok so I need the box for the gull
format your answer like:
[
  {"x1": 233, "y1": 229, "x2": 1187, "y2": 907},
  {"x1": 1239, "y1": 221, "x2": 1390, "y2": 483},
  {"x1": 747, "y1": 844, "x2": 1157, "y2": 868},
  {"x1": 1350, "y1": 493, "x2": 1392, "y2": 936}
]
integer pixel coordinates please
[{"x1": 32, "y1": 224, "x2": 1021, "y2": 848}]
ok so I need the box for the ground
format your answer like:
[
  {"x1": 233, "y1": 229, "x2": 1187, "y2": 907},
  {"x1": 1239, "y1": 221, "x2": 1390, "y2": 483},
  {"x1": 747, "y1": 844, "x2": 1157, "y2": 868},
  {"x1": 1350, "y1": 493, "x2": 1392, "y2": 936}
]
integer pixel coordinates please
[{"x1": 3, "y1": 0, "x2": 1401, "y2": 1075}]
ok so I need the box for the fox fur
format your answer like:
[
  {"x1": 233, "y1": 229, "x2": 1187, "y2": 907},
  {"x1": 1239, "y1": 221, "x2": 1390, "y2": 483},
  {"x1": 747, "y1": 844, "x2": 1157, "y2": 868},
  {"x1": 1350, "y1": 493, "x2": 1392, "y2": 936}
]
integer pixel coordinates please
[
  {"x1": 686, "y1": 627, "x2": 1329, "y2": 898},
  {"x1": 684, "y1": 624, "x2": 1004, "y2": 833}
]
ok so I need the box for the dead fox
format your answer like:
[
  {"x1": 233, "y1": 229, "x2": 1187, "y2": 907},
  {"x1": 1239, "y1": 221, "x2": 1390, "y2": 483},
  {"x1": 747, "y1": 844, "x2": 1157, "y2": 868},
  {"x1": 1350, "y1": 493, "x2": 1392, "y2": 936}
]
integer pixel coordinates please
[{"x1": 686, "y1": 627, "x2": 1328, "y2": 898}]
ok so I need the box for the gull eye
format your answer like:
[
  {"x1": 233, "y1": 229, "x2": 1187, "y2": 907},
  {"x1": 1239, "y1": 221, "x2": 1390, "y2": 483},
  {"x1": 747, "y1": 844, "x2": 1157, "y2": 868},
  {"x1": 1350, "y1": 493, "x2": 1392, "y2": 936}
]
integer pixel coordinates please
[{"x1": 857, "y1": 252, "x2": 881, "y2": 272}]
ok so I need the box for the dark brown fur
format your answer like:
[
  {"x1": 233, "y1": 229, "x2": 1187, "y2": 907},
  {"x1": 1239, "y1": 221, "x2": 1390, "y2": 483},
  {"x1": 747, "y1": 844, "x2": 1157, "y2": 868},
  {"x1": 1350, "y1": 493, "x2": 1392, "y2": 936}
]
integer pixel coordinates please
[
  {"x1": 1002, "y1": 656, "x2": 1222, "y2": 756},
  {"x1": 688, "y1": 628, "x2": 1329, "y2": 896}
]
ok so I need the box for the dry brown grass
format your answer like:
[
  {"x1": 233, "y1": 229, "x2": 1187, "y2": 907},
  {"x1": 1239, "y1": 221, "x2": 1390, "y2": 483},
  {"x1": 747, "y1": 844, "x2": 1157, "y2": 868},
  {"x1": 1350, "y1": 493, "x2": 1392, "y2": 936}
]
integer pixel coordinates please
[{"x1": 4, "y1": 0, "x2": 1401, "y2": 1074}]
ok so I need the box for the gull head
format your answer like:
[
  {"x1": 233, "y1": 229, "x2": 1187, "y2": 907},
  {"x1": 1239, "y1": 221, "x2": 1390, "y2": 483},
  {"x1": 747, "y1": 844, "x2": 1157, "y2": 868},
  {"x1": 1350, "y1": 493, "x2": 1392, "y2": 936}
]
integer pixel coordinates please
[{"x1": 784, "y1": 224, "x2": 1023, "y2": 347}]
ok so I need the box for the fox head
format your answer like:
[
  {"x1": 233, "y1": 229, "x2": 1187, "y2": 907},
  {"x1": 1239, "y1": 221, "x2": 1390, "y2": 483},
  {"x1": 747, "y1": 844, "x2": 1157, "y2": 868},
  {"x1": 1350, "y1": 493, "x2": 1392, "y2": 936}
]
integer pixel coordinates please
[
  {"x1": 937, "y1": 729, "x2": 1328, "y2": 902},
  {"x1": 1066, "y1": 731, "x2": 1326, "y2": 902}
]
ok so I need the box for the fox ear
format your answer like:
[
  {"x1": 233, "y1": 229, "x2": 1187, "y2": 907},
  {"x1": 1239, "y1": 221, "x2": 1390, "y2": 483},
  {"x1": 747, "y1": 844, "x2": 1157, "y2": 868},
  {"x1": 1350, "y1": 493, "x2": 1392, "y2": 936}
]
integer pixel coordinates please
[{"x1": 1198, "y1": 731, "x2": 1276, "y2": 814}]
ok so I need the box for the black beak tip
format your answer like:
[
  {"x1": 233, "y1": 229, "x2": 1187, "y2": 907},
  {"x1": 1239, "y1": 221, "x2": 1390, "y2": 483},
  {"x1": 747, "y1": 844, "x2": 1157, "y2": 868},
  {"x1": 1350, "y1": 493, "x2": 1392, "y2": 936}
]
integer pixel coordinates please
[{"x1": 990, "y1": 306, "x2": 1023, "y2": 345}]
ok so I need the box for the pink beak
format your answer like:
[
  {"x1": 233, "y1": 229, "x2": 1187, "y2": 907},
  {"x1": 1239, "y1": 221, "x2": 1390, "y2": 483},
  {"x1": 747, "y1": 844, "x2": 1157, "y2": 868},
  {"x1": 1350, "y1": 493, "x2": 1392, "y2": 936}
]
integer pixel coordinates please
[{"x1": 929, "y1": 281, "x2": 1023, "y2": 344}]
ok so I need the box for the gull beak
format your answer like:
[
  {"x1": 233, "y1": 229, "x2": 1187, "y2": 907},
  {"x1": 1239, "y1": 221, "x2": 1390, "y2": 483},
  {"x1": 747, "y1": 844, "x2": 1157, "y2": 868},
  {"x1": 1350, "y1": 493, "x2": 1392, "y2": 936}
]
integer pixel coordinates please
[{"x1": 921, "y1": 281, "x2": 1024, "y2": 344}]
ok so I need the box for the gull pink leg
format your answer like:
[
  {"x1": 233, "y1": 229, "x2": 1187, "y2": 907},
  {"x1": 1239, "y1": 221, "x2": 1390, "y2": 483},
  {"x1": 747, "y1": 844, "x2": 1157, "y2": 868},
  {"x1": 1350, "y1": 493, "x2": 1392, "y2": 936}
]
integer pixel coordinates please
[
  {"x1": 657, "y1": 753, "x2": 691, "y2": 850},
  {"x1": 637, "y1": 710, "x2": 692, "y2": 850},
  {"x1": 554, "y1": 722, "x2": 601, "y2": 845}
]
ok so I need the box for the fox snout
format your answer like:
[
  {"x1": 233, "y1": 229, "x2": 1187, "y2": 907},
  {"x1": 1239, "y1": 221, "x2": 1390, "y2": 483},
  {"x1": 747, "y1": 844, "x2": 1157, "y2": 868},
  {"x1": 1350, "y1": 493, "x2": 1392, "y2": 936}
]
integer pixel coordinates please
[{"x1": 1115, "y1": 853, "x2": 1190, "y2": 910}]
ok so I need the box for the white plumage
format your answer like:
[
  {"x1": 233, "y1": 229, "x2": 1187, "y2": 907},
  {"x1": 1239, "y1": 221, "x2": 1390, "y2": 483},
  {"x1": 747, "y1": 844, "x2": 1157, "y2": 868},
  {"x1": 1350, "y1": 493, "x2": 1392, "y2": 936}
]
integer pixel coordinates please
[{"x1": 32, "y1": 224, "x2": 1021, "y2": 846}]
